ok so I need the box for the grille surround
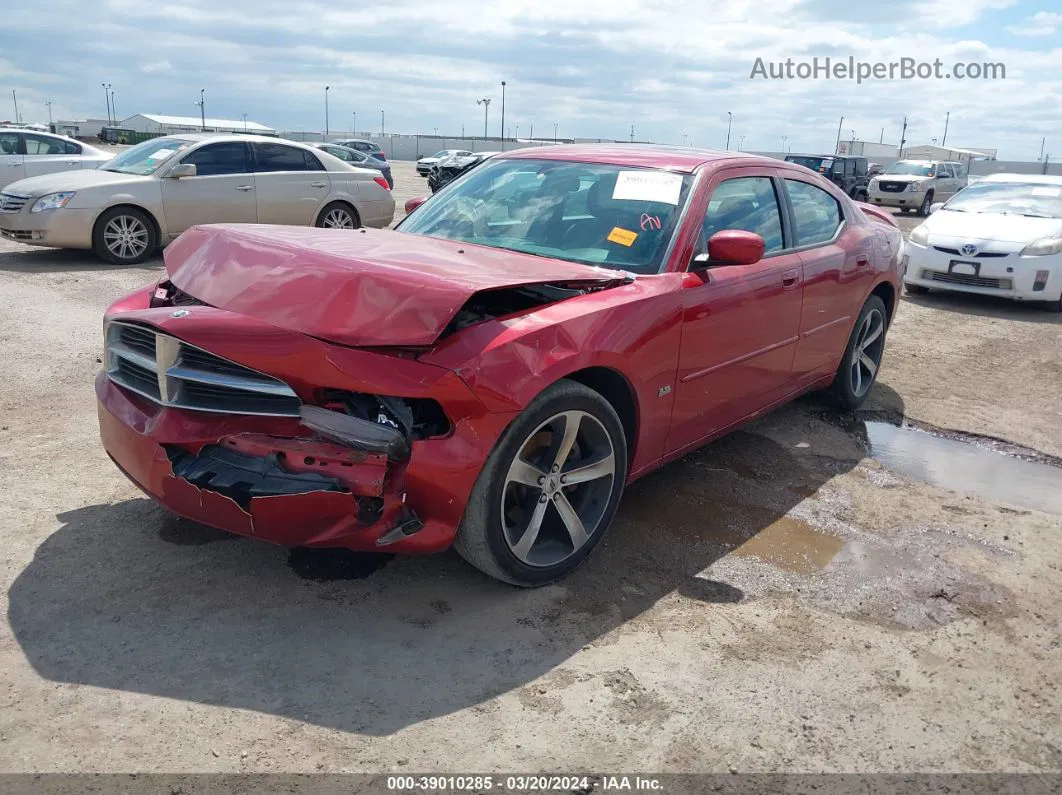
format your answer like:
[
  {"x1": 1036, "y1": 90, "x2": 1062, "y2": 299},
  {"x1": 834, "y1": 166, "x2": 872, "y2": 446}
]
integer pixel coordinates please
[
  {"x1": 105, "y1": 321, "x2": 300, "y2": 417},
  {"x1": 877, "y1": 181, "x2": 909, "y2": 193},
  {"x1": 0, "y1": 192, "x2": 30, "y2": 213},
  {"x1": 923, "y1": 270, "x2": 1012, "y2": 290}
]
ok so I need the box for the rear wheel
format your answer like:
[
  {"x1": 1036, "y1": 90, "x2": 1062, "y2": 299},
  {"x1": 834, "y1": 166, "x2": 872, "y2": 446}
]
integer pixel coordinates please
[
  {"x1": 454, "y1": 379, "x2": 628, "y2": 587},
  {"x1": 92, "y1": 206, "x2": 158, "y2": 265},
  {"x1": 825, "y1": 295, "x2": 888, "y2": 410},
  {"x1": 918, "y1": 192, "x2": 934, "y2": 217},
  {"x1": 315, "y1": 202, "x2": 360, "y2": 229}
]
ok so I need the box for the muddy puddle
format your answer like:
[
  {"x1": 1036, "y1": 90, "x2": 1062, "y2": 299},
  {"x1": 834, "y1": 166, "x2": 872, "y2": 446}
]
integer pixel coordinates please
[
  {"x1": 731, "y1": 518, "x2": 846, "y2": 575},
  {"x1": 864, "y1": 421, "x2": 1062, "y2": 516}
]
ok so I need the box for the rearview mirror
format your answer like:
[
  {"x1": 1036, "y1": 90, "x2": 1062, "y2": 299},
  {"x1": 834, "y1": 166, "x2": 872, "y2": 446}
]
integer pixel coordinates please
[
  {"x1": 168, "y1": 163, "x2": 197, "y2": 179},
  {"x1": 929, "y1": 202, "x2": 944, "y2": 214},
  {"x1": 693, "y1": 230, "x2": 766, "y2": 268},
  {"x1": 405, "y1": 196, "x2": 428, "y2": 214}
]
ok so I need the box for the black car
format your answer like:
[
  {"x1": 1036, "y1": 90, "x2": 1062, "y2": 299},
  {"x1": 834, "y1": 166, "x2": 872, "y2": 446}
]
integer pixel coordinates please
[
  {"x1": 427, "y1": 151, "x2": 500, "y2": 193},
  {"x1": 314, "y1": 143, "x2": 393, "y2": 189},
  {"x1": 785, "y1": 154, "x2": 869, "y2": 200},
  {"x1": 330, "y1": 138, "x2": 386, "y2": 161}
]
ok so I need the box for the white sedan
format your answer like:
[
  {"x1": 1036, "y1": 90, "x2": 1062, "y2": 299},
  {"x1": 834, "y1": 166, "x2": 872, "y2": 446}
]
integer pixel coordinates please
[
  {"x1": 903, "y1": 173, "x2": 1062, "y2": 311},
  {"x1": 0, "y1": 128, "x2": 111, "y2": 190},
  {"x1": 416, "y1": 149, "x2": 473, "y2": 176}
]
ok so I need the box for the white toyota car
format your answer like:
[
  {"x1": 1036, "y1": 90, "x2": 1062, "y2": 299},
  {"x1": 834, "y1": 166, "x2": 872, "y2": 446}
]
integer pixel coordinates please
[{"x1": 903, "y1": 173, "x2": 1062, "y2": 311}]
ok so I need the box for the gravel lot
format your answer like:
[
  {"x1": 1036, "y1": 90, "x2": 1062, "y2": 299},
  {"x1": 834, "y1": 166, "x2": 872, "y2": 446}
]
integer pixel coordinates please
[{"x1": 0, "y1": 160, "x2": 1059, "y2": 775}]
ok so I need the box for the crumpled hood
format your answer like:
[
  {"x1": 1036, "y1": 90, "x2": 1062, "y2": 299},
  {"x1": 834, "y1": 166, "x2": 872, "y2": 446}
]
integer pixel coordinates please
[
  {"x1": 924, "y1": 209, "x2": 1062, "y2": 244},
  {"x1": 163, "y1": 224, "x2": 627, "y2": 347}
]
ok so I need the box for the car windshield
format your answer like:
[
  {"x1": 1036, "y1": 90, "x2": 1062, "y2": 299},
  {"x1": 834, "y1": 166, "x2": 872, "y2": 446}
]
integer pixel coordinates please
[
  {"x1": 429, "y1": 151, "x2": 451, "y2": 158},
  {"x1": 886, "y1": 162, "x2": 935, "y2": 176},
  {"x1": 943, "y1": 182, "x2": 1062, "y2": 218},
  {"x1": 787, "y1": 156, "x2": 833, "y2": 173},
  {"x1": 399, "y1": 158, "x2": 694, "y2": 274},
  {"x1": 101, "y1": 138, "x2": 193, "y2": 175}
]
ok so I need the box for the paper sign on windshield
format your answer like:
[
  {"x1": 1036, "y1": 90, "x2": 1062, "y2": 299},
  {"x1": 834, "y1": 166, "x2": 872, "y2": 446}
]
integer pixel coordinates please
[
  {"x1": 613, "y1": 171, "x2": 683, "y2": 205},
  {"x1": 147, "y1": 148, "x2": 174, "y2": 160},
  {"x1": 607, "y1": 227, "x2": 638, "y2": 247}
]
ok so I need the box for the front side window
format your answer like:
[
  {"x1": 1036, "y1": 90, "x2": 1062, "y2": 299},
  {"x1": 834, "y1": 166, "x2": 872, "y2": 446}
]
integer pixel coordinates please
[
  {"x1": 399, "y1": 158, "x2": 695, "y2": 274},
  {"x1": 180, "y1": 142, "x2": 250, "y2": 176},
  {"x1": 0, "y1": 132, "x2": 21, "y2": 156},
  {"x1": 99, "y1": 138, "x2": 194, "y2": 175},
  {"x1": 703, "y1": 177, "x2": 784, "y2": 254},
  {"x1": 785, "y1": 180, "x2": 842, "y2": 246}
]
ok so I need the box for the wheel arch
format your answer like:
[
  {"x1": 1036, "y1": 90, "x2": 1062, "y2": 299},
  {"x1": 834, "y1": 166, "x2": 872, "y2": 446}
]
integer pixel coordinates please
[
  {"x1": 869, "y1": 280, "x2": 897, "y2": 325},
  {"x1": 562, "y1": 366, "x2": 640, "y2": 467},
  {"x1": 93, "y1": 202, "x2": 163, "y2": 243},
  {"x1": 316, "y1": 198, "x2": 360, "y2": 226}
]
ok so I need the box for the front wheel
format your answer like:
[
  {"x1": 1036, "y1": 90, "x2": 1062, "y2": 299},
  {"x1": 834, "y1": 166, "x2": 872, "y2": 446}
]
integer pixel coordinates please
[
  {"x1": 454, "y1": 379, "x2": 628, "y2": 587},
  {"x1": 92, "y1": 207, "x2": 158, "y2": 265},
  {"x1": 825, "y1": 295, "x2": 888, "y2": 410},
  {"x1": 918, "y1": 192, "x2": 934, "y2": 217}
]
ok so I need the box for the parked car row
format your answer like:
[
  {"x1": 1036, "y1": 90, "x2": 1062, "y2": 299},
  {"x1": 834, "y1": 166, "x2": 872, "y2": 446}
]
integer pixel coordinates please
[
  {"x1": 427, "y1": 151, "x2": 501, "y2": 193},
  {"x1": 0, "y1": 127, "x2": 111, "y2": 189},
  {"x1": 868, "y1": 160, "x2": 969, "y2": 216},
  {"x1": 0, "y1": 133, "x2": 395, "y2": 263}
]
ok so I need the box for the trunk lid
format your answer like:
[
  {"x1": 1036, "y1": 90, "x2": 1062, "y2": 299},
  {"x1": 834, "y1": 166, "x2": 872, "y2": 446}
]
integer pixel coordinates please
[{"x1": 163, "y1": 224, "x2": 627, "y2": 347}]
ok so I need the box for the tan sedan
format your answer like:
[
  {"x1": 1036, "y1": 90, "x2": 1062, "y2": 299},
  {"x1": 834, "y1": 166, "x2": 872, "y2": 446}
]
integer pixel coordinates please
[{"x1": 0, "y1": 133, "x2": 395, "y2": 263}]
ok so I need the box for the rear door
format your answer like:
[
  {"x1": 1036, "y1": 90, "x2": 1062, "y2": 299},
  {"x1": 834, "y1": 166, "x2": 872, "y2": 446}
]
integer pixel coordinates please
[
  {"x1": 0, "y1": 131, "x2": 25, "y2": 188},
  {"x1": 160, "y1": 141, "x2": 257, "y2": 236},
  {"x1": 251, "y1": 142, "x2": 331, "y2": 225},
  {"x1": 21, "y1": 133, "x2": 83, "y2": 179}
]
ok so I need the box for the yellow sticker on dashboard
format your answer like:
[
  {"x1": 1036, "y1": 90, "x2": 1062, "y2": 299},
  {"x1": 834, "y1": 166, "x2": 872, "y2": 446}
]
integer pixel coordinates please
[{"x1": 608, "y1": 227, "x2": 638, "y2": 247}]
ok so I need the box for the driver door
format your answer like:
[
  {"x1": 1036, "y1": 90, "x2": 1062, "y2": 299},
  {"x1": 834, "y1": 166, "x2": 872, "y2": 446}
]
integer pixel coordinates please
[
  {"x1": 160, "y1": 141, "x2": 257, "y2": 237},
  {"x1": 665, "y1": 170, "x2": 804, "y2": 455}
]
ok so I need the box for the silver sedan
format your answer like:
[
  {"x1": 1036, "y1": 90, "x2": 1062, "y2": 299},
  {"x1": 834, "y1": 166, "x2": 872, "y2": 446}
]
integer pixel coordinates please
[
  {"x1": 0, "y1": 133, "x2": 395, "y2": 264},
  {"x1": 0, "y1": 127, "x2": 111, "y2": 190}
]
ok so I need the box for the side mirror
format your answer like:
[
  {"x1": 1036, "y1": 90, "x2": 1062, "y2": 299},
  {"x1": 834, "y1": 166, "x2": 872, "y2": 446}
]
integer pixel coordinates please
[
  {"x1": 929, "y1": 202, "x2": 944, "y2": 214},
  {"x1": 168, "y1": 163, "x2": 197, "y2": 179},
  {"x1": 693, "y1": 230, "x2": 766, "y2": 269},
  {"x1": 404, "y1": 196, "x2": 428, "y2": 214}
]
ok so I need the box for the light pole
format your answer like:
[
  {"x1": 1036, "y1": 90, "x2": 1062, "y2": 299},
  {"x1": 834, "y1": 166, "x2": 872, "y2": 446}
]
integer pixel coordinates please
[
  {"x1": 477, "y1": 98, "x2": 491, "y2": 139},
  {"x1": 380, "y1": 109, "x2": 385, "y2": 136},
  {"x1": 515, "y1": 124, "x2": 519, "y2": 140},
  {"x1": 1040, "y1": 137, "x2": 1047, "y2": 161},
  {"x1": 111, "y1": 90, "x2": 116, "y2": 123},
  {"x1": 195, "y1": 89, "x2": 206, "y2": 130},
  {"x1": 834, "y1": 115, "x2": 844, "y2": 154},
  {"x1": 781, "y1": 135, "x2": 788, "y2": 153},
  {"x1": 46, "y1": 101, "x2": 53, "y2": 127},
  {"x1": 739, "y1": 134, "x2": 746, "y2": 151},
  {"x1": 553, "y1": 123, "x2": 558, "y2": 142},
  {"x1": 352, "y1": 111, "x2": 356, "y2": 134},
  {"x1": 500, "y1": 80, "x2": 506, "y2": 139},
  {"x1": 324, "y1": 86, "x2": 330, "y2": 137},
  {"x1": 726, "y1": 111, "x2": 732, "y2": 150},
  {"x1": 942, "y1": 111, "x2": 950, "y2": 146},
  {"x1": 101, "y1": 83, "x2": 111, "y2": 125},
  {"x1": 242, "y1": 113, "x2": 248, "y2": 132},
  {"x1": 11, "y1": 90, "x2": 20, "y2": 125}
]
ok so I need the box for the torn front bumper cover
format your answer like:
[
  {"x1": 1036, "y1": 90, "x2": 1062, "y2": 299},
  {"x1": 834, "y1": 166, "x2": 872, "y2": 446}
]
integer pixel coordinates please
[{"x1": 96, "y1": 372, "x2": 423, "y2": 549}]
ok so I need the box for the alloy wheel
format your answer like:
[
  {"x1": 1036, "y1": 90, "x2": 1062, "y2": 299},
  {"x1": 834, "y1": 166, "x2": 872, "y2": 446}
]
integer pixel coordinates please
[
  {"x1": 501, "y1": 410, "x2": 617, "y2": 567},
  {"x1": 322, "y1": 208, "x2": 356, "y2": 228},
  {"x1": 850, "y1": 308, "x2": 885, "y2": 398},
  {"x1": 103, "y1": 215, "x2": 150, "y2": 261}
]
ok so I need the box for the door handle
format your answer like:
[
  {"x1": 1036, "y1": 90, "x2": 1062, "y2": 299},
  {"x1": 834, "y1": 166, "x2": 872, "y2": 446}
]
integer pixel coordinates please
[
  {"x1": 66, "y1": 160, "x2": 79, "y2": 165},
  {"x1": 781, "y1": 268, "x2": 800, "y2": 287},
  {"x1": 235, "y1": 185, "x2": 254, "y2": 191},
  {"x1": 310, "y1": 181, "x2": 328, "y2": 188}
]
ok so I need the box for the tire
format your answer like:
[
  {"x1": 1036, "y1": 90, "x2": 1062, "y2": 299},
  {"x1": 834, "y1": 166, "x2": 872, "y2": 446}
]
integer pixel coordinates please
[
  {"x1": 917, "y1": 192, "x2": 934, "y2": 217},
  {"x1": 453, "y1": 379, "x2": 628, "y2": 587},
  {"x1": 92, "y1": 206, "x2": 158, "y2": 265},
  {"x1": 904, "y1": 283, "x2": 930, "y2": 295},
  {"x1": 824, "y1": 295, "x2": 889, "y2": 410},
  {"x1": 315, "y1": 202, "x2": 360, "y2": 229}
]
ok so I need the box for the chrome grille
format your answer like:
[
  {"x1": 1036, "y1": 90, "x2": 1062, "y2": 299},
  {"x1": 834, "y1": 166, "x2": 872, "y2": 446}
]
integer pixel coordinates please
[
  {"x1": 877, "y1": 181, "x2": 908, "y2": 193},
  {"x1": 105, "y1": 321, "x2": 300, "y2": 417},
  {"x1": 0, "y1": 192, "x2": 29, "y2": 213}
]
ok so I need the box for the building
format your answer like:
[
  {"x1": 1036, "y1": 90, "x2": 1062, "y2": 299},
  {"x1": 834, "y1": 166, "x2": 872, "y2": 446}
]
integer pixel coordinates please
[
  {"x1": 53, "y1": 118, "x2": 110, "y2": 138},
  {"x1": 836, "y1": 140, "x2": 900, "y2": 159},
  {"x1": 121, "y1": 114, "x2": 276, "y2": 136},
  {"x1": 901, "y1": 144, "x2": 996, "y2": 162}
]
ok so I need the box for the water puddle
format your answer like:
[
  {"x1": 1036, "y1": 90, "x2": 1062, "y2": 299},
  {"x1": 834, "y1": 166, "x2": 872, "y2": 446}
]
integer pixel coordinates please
[
  {"x1": 730, "y1": 517, "x2": 845, "y2": 574},
  {"x1": 865, "y1": 421, "x2": 1062, "y2": 516}
]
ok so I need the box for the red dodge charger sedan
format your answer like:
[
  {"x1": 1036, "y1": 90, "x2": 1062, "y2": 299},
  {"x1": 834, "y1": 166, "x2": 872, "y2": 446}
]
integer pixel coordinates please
[{"x1": 97, "y1": 145, "x2": 903, "y2": 586}]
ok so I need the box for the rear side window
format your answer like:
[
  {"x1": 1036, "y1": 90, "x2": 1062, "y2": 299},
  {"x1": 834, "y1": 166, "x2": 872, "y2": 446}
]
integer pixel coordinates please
[
  {"x1": 785, "y1": 180, "x2": 842, "y2": 246},
  {"x1": 181, "y1": 142, "x2": 250, "y2": 176},
  {"x1": 253, "y1": 143, "x2": 321, "y2": 172},
  {"x1": 324, "y1": 146, "x2": 354, "y2": 162},
  {"x1": 23, "y1": 134, "x2": 71, "y2": 156}
]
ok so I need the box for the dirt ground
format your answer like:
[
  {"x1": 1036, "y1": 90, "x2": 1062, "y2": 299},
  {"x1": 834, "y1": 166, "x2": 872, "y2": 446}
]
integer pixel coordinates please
[{"x1": 0, "y1": 161, "x2": 1059, "y2": 776}]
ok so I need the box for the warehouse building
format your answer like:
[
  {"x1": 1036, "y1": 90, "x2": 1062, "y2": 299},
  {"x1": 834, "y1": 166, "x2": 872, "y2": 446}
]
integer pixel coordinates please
[{"x1": 121, "y1": 113, "x2": 276, "y2": 136}]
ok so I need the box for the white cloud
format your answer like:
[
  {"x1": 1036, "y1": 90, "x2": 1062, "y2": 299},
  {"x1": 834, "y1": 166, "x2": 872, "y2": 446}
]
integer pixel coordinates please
[{"x1": 1005, "y1": 10, "x2": 1062, "y2": 36}]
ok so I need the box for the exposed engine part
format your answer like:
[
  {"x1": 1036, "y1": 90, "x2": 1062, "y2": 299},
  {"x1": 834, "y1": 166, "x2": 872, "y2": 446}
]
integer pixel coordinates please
[
  {"x1": 315, "y1": 390, "x2": 451, "y2": 445},
  {"x1": 442, "y1": 281, "x2": 622, "y2": 337},
  {"x1": 300, "y1": 404, "x2": 410, "y2": 459}
]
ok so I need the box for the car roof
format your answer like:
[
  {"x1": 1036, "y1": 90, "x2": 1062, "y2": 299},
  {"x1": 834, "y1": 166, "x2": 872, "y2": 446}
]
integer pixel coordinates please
[
  {"x1": 0, "y1": 127, "x2": 75, "y2": 139},
  {"x1": 976, "y1": 173, "x2": 1062, "y2": 185},
  {"x1": 496, "y1": 143, "x2": 777, "y2": 173}
]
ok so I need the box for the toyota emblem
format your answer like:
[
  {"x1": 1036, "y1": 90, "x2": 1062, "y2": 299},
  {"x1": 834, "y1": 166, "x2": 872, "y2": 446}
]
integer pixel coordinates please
[
  {"x1": 170, "y1": 309, "x2": 191, "y2": 318},
  {"x1": 960, "y1": 244, "x2": 977, "y2": 257}
]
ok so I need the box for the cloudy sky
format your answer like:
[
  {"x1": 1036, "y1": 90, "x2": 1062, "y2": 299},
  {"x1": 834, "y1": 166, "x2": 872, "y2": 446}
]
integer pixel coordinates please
[{"x1": 3, "y1": 0, "x2": 1060, "y2": 159}]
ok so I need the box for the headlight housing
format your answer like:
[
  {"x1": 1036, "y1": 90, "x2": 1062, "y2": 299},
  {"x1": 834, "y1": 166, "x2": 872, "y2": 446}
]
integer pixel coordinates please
[
  {"x1": 1021, "y1": 237, "x2": 1062, "y2": 257},
  {"x1": 868, "y1": 178, "x2": 879, "y2": 189},
  {"x1": 908, "y1": 225, "x2": 929, "y2": 246},
  {"x1": 31, "y1": 192, "x2": 76, "y2": 212},
  {"x1": 907, "y1": 181, "x2": 926, "y2": 193}
]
